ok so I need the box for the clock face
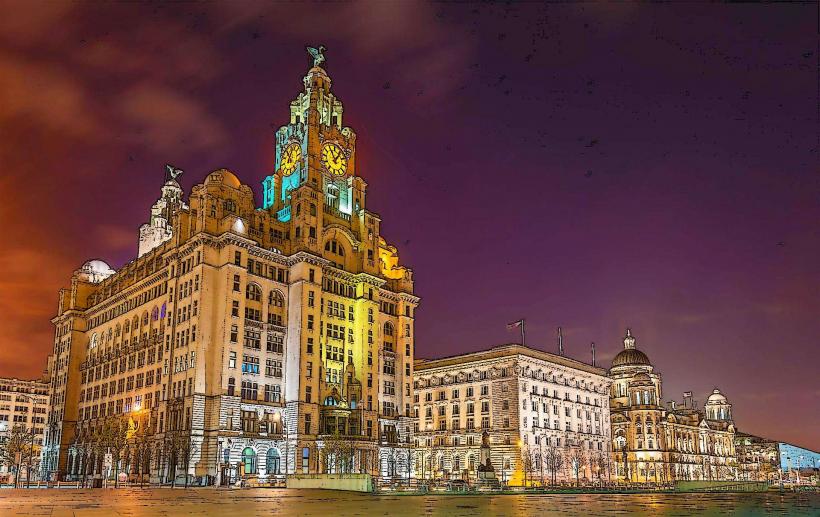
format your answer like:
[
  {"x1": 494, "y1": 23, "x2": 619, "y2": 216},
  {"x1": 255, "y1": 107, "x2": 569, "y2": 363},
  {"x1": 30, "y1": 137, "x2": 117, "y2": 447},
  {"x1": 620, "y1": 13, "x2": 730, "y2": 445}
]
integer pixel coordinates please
[
  {"x1": 321, "y1": 143, "x2": 348, "y2": 176},
  {"x1": 280, "y1": 143, "x2": 301, "y2": 177}
]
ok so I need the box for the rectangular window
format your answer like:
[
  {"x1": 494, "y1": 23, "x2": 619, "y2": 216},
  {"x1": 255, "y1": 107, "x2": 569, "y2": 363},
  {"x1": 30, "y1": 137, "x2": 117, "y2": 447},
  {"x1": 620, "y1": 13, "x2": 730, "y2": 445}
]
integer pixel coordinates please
[
  {"x1": 244, "y1": 327, "x2": 261, "y2": 349},
  {"x1": 267, "y1": 333, "x2": 284, "y2": 353},
  {"x1": 384, "y1": 381, "x2": 395, "y2": 395},
  {"x1": 241, "y1": 355, "x2": 260, "y2": 374}
]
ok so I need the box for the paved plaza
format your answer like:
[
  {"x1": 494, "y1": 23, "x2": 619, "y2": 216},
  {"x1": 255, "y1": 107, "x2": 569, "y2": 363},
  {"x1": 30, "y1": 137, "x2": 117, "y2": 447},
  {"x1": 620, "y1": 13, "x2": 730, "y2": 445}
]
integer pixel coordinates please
[{"x1": 0, "y1": 488, "x2": 818, "y2": 516}]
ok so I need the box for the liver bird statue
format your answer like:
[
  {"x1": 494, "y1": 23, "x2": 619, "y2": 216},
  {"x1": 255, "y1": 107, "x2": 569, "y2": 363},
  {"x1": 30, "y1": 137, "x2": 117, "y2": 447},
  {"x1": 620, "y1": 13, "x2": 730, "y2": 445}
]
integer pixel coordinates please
[
  {"x1": 165, "y1": 164, "x2": 183, "y2": 182},
  {"x1": 306, "y1": 45, "x2": 326, "y2": 67}
]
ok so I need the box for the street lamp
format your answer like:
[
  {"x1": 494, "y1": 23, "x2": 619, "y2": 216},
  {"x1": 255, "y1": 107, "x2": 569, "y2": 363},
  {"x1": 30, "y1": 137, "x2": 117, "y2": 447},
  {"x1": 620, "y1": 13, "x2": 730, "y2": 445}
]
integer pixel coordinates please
[{"x1": 797, "y1": 455, "x2": 803, "y2": 485}]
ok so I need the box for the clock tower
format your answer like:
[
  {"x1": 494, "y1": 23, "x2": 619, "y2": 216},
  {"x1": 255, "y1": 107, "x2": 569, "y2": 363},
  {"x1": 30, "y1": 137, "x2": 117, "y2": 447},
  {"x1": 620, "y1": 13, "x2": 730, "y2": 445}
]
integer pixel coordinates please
[{"x1": 262, "y1": 49, "x2": 365, "y2": 227}]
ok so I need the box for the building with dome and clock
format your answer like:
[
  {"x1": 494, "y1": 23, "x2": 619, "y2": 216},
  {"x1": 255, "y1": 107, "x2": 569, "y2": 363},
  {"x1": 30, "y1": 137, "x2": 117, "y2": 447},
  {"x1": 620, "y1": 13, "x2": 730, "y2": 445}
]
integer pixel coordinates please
[
  {"x1": 609, "y1": 329, "x2": 738, "y2": 483},
  {"x1": 39, "y1": 47, "x2": 418, "y2": 485}
]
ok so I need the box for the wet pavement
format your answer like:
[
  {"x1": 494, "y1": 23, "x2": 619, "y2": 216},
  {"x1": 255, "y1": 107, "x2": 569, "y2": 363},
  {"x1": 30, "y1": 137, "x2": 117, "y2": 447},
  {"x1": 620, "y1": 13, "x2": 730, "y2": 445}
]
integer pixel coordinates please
[{"x1": 0, "y1": 488, "x2": 818, "y2": 516}]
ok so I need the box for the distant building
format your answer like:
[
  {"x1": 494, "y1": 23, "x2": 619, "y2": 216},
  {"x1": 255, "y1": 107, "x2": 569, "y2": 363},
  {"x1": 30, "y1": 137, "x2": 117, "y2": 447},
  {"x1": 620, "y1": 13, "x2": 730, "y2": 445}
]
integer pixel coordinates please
[
  {"x1": 735, "y1": 432, "x2": 820, "y2": 483},
  {"x1": 734, "y1": 432, "x2": 780, "y2": 481},
  {"x1": 777, "y1": 443, "x2": 820, "y2": 481},
  {"x1": 0, "y1": 377, "x2": 49, "y2": 482},
  {"x1": 413, "y1": 344, "x2": 613, "y2": 485},
  {"x1": 609, "y1": 329, "x2": 737, "y2": 482}
]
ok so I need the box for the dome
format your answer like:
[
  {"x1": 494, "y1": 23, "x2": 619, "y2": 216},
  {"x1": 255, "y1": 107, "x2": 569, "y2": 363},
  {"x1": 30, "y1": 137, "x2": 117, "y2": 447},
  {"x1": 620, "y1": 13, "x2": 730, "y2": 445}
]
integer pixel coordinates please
[
  {"x1": 206, "y1": 169, "x2": 242, "y2": 188},
  {"x1": 612, "y1": 348, "x2": 651, "y2": 367},
  {"x1": 77, "y1": 260, "x2": 115, "y2": 284},
  {"x1": 706, "y1": 388, "x2": 727, "y2": 404}
]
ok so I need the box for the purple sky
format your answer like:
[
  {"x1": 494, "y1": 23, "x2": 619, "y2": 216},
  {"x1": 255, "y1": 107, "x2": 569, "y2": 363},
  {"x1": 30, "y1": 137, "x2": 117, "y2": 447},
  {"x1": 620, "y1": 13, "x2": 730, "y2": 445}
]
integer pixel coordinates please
[{"x1": 0, "y1": 3, "x2": 817, "y2": 449}]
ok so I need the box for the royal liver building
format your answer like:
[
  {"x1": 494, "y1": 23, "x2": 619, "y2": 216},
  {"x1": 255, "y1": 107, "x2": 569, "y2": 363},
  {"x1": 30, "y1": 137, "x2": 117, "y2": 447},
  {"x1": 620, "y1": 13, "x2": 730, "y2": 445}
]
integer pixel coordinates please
[{"x1": 40, "y1": 47, "x2": 419, "y2": 484}]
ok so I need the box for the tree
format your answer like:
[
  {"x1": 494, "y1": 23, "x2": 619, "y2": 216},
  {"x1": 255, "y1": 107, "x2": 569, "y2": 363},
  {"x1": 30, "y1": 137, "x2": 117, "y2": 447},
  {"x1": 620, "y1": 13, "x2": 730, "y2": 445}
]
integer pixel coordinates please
[
  {"x1": 543, "y1": 444, "x2": 564, "y2": 486},
  {"x1": 566, "y1": 447, "x2": 587, "y2": 486},
  {"x1": 70, "y1": 432, "x2": 89, "y2": 486},
  {"x1": 132, "y1": 437, "x2": 152, "y2": 488},
  {"x1": 520, "y1": 445, "x2": 535, "y2": 487},
  {"x1": 0, "y1": 426, "x2": 35, "y2": 488},
  {"x1": 593, "y1": 452, "x2": 611, "y2": 484},
  {"x1": 322, "y1": 431, "x2": 354, "y2": 474},
  {"x1": 171, "y1": 432, "x2": 199, "y2": 488},
  {"x1": 101, "y1": 417, "x2": 128, "y2": 487}
]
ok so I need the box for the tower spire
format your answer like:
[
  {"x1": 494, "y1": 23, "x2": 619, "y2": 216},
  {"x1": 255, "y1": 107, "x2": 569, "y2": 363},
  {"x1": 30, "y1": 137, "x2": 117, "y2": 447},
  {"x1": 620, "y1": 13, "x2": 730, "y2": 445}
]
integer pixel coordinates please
[{"x1": 557, "y1": 327, "x2": 564, "y2": 356}]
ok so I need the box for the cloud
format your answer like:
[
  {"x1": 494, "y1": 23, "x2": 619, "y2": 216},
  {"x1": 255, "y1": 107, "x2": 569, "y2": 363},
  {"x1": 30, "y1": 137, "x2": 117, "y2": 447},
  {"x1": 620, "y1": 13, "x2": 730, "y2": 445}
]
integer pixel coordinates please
[
  {"x1": 214, "y1": 2, "x2": 475, "y2": 103},
  {"x1": 0, "y1": 247, "x2": 75, "y2": 376},
  {"x1": 97, "y1": 225, "x2": 137, "y2": 252},
  {"x1": 0, "y1": 50, "x2": 99, "y2": 138},
  {"x1": 0, "y1": 2, "x2": 75, "y2": 47},
  {"x1": 118, "y1": 84, "x2": 229, "y2": 154}
]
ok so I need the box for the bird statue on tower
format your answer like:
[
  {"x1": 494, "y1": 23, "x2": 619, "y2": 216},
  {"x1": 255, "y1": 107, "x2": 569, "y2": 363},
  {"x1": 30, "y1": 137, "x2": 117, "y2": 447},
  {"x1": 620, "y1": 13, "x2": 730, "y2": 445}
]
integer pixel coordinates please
[
  {"x1": 306, "y1": 45, "x2": 326, "y2": 67},
  {"x1": 165, "y1": 164, "x2": 183, "y2": 182}
]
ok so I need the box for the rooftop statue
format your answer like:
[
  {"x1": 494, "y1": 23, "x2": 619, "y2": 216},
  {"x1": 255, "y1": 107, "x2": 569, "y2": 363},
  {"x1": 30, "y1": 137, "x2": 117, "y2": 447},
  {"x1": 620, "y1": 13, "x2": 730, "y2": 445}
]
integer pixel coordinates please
[{"x1": 307, "y1": 45, "x2": 326, "y2": 67}]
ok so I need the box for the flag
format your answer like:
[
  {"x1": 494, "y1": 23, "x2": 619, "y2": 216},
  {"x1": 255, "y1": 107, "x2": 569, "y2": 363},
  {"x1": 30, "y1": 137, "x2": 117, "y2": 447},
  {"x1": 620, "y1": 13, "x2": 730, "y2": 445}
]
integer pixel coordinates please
[{"x1": 506, "y1": 319, "x2": 524, "y2": 330}]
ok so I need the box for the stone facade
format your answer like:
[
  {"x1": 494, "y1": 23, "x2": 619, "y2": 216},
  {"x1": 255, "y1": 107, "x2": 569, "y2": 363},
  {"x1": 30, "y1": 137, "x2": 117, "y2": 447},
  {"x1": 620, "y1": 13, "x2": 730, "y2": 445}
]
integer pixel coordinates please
[
  {"x1": 609, "y1": 329, "x2": 738, "y2": 483},
  {"x1": 413, "y1": 345, "x2": 612, "y2": 485},
  {"x1": 0, "y1": 377, "x2": 49, "y2": 482},
  {"x1": 40, "y1": 51, "x2": 418, "y2": 484}
]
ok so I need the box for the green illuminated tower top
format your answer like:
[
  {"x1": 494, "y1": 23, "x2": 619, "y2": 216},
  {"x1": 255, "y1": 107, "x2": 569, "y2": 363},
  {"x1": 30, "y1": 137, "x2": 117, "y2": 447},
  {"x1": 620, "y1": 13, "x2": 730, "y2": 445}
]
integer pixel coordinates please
[{"x1": 262, "y1": 46, "x2": 365, "y2": 222}]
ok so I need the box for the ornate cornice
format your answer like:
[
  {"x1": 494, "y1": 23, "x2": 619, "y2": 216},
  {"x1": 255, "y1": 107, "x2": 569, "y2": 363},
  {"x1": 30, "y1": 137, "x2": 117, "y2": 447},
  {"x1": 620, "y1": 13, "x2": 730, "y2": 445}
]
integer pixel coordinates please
[
  {"x1": 290, "y1": 251, "x2": 330, "y2": 267},
  {"x1": 87, "y1": 269, "x2": 168, "y2": 319},
  {"x1": 353, "y1": 272, "x2": 385, "y2": 288},
  {"x1": 323, "y1": 265, "x2": 356, "y2": 283}
]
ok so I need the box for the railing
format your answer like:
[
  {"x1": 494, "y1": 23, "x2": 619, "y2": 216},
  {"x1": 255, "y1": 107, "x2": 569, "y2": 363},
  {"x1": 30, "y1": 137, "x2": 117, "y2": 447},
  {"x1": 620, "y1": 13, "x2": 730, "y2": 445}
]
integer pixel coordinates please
[
  {"x1": 276, "y1": 206, "x2": 291, "y2": 222},
  {"x1": 323, "y1": 203, "x2": 352, "y2": 222}
]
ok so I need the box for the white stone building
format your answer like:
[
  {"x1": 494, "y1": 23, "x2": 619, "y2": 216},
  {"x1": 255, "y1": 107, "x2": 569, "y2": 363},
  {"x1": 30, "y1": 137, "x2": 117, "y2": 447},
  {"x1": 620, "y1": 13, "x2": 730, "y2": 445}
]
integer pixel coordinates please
[{"x1": 413, "y1": 344, "x2": 613, "y2": 485}]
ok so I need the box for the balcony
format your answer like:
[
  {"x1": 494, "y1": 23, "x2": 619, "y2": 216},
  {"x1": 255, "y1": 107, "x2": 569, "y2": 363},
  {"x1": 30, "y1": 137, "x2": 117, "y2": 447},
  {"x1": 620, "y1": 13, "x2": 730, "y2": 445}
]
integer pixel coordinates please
[{"x1": 323, "y1": 203, "x2": 351, "y2": 222}]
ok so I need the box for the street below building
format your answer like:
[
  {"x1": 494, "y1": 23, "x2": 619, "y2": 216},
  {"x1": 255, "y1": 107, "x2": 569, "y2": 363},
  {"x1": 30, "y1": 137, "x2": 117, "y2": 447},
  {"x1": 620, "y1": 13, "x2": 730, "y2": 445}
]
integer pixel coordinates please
[{"x1": 0, "y1": 488, "x2": 818, "y2": 516}]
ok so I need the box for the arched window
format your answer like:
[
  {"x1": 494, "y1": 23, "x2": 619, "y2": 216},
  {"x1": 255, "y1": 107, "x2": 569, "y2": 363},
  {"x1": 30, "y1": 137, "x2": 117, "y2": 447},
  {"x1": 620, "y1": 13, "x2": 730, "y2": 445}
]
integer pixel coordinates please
[
  {"x1": 246, "y1": 283, "x2": 262, "y2": 302},
  {"x1": 383, "y1": 322, "x2": 394, "y2": 337},
  {"x1": 268, "y1": 290, "x2": 284, "y2": 307},
  {"x1": 242, "y1": 447, "x2": 256, "y2": 474},
  {"x1": 242, "y1": 447, "x2": 257, "y2": 474},
  {"x1": 324, "y1": 239, "x2": 345, "y2": 256},
  {"x1": 266, "y1": 448, "x2": 281, "y2": 475}
]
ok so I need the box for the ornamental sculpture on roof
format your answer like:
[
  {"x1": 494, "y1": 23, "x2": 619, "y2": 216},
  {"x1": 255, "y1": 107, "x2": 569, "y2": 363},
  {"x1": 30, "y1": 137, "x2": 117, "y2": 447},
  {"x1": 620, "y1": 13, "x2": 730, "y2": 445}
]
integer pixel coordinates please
[{"x1": 306, "y1": 45, "x2": 326, "y2": 67}]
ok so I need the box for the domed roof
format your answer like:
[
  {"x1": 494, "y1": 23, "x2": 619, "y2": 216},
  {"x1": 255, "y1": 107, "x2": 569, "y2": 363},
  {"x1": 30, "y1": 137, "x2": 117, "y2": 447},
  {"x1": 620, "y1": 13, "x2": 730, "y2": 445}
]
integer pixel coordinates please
[
  {"x1": 612, "y1": 348, "x2": 651, "y2": 367},
  {"x1": 77, "y1": 260, "x2": 115, "y2": 284},
  {"x1": 706, "y1": 388, "x2": 728, "y2": 404},
  {"x1": 206, "y1": 169, "x2": 242, "y2": 188}
]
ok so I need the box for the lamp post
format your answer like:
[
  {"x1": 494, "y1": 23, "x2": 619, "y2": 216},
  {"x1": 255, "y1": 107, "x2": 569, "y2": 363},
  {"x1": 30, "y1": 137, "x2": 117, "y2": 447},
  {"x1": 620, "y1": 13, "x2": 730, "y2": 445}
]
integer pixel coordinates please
[{"x1": 797, "y1": 455, "x2": 803, "y2": 485}]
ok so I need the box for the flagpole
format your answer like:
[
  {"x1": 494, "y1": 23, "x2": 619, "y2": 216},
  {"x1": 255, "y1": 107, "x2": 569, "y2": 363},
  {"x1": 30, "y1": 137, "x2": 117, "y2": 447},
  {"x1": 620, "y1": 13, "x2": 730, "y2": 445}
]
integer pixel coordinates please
[{"x1": 521, "y1": 319, "x2": 526, "y2": 347}]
